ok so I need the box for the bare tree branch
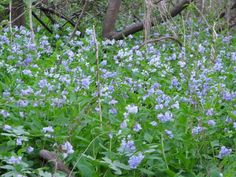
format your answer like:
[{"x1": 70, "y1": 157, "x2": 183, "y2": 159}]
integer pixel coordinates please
[
  {"x1": 70, "y1": 0, "x2": 89, "y2": 40},
  {"x1": 39, "y1": 150, "x2": 74, "y2": 177},
  {"x1": 32, "y1": 12, "x2": 53, "y2": 33},
  {"x1": 105, "y1": 0, "x2": 194, "y2": 40},
  {"x1": 138, "y1": 36, "x2": 182, "y2": 49},
  {"x1": 37, "y1": 5, "x2": 75, "y2": 26}
]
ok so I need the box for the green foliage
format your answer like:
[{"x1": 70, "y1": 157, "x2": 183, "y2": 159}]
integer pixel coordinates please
[{"x1": 0, "y1": 16, "x2": 236, "y2": 177}]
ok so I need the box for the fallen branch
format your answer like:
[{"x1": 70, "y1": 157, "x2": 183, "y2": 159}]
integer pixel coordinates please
[
  {"x1": 32, "y1": 12, "x2": 53, "y2": 34},
  {"x1": 138, "y1": 36, "x2": 182, "y2": 49},
  {"x1": 104, "y1": 0, "x2": 194, "y2": 40},
  {"x1": 37, "y1": 5, "x2": 75, "y2": 26},
  {"x1": 39, "y1": 149, "x2": 74, "y2": 177}
]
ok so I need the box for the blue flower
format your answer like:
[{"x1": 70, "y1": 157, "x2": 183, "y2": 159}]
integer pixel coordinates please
[
  {"x1": 128, "y1": 153, "x2": 144, "y2": 169},
  {"x1": 118, "y1": 138, "x2": 136, "y2": 154},
  {"x1": 218, "y1": 146, "x2": 232, "y2": 159}
]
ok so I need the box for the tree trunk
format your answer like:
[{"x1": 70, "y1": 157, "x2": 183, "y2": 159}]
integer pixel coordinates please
[
  {"x1": 11, "y1": 0, "x2": 25, "y2": 27},
  {"x1": 102, "y1": 0, "x2": 121, "y2": 38}
]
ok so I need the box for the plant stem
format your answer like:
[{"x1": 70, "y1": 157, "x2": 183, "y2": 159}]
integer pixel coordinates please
[{"x1": 161, "y1": 134, "x2": 169, "y2": 169}]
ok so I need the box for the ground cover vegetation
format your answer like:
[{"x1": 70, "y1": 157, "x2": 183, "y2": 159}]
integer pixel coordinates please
[{"x1": 0, "y1": 0, "x2": 236, "y2": 176}]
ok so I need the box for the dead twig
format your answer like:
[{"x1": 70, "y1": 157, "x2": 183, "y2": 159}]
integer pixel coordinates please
[
  {"x1": 138, "y1": 36, "x2": 182, "y2": 50},
  {"x1": 93, "y1": 25, "x2": 103, "y2": 127},
  {"x1": 39, "y1": 150, "x2": 74, "y2": 177},
  {"x1": 32, "y1": 12, "x2": 53, "y2": 34},
  {"x1": 37, "y1": 5, "x2": 75, "y2": 26},
  {"x1": 70, "y1": 0, "x2": 89, "y2": 40}
]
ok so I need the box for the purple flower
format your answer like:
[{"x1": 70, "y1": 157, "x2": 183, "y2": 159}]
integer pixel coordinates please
[
  {"x1": 62, "y1": 141, "x2": 74, "y2": 154},
  {"x1": 157, "y1": 111, "x2": 173, "y2": 122},
  {"x1": 3, "y1": 125, "x2": 12, "y2": 131},
  {"x1": 126, "y1": 105, "x2": 138, "y2": 114},
  {"x1": 218, "y1": 146, "x2": 232, "y2": 159},
  {"x1": 171, "y1": 77, "x2": 179, "y2": 87},
  {"x1": 0, "y1": 110, "x2": 10, "y2": 118},
  {"x1": 109, "y1": 99, "x2": 118, "y2": 105},
  {"x1": 206, "y1": 108, "x2": 214, "y2": 116},
  {"x1": 7, "y1": 156, "x2": 22, "y2": 164},
  {"x1": 207, "y1": 120, "x2": 216, "y2": 126},
  {"x1": 192, "y1": 126, "x2": 204, "y2": 135},
  {"x1": 42, "y1": 126, "x2": 54, "y2": 133},
  {"x1": 128, "y1": 153, "x2": 144, "y2": 169},
  {"x1": 120, "y1": 120, "x2": 127, "y2": 129},
  {"x1": 38, "y1": 79, "x2": 48, "y2": 88},
  {"x1": 118, "y1": 138, "x2": 136, "y2": 154},
  {"x1": 16, "y1": 137, "x2": 23, "y2": 146},
  {"x1": 133, "y1": 123, "x2": 142, "y2": 132},
  {"x1": 233, "y1": 122, "x2": 236, "y2": 129},
  {"x1": 16, "y1": 100, "x2": 29, "y2": 107},
  {"x1": 165, "y1": 130, "x2": 174, "y2": 139},
  {"x1": 198, "y1": 44, "x2": 205, "y2": 53},
  {"x1": 81, "y1": 77, "x2": 91, "y2": 89},
  {"x1": 109, "y1": 108, "x2": 117, "y2": 115},
  {"x1": 27, "y1": 146, "x2": 34, "y2": 153},
  {"x1": 150, "y1": 121, "x2": 157, "y2": 126},
  {"x1": 24, "y1": 57, "x2": 32, "y2": 65}
]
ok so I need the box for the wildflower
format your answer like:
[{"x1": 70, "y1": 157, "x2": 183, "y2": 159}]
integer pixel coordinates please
[
  {"x1": 109, "y1": 99, "x2": 118, "y2": 105},
  {"x1": 171, "y1": 77, "x2": 179, "y2": 87},
  {"x1": 16, "y1": 137, "x2": 23, "y2": 146},
  {"x1": 233, "y1": 122, "x2": 236, "y2": 130},
  {"x1": 192, "y1": 126, "x2": 204, "y2": 135},
  {"x1": 42, "y1": 126, "x2": 54, "y2": 133},
  {"x1": 198, "y1": 44, "x2": 205, "y2": 53},
  {"x1": 7, "y1": 156, "x2": 22, "y2": 164},
  {"x1": 165, "y1": 130, "x2": 174, "y2": 139},
  {"x1": 126, "y1": 105, "x2": 138, "y2": 114},
  {"x1": 3, "y1": 125, "x2": 12, "y2": 131},
  {"x1": 206, "y1": 108, "x2": 214, "y2": 116},
  {"x1": 0, "y1": 110, "x2": 10, "y2": 118},
  {"x1": 16, "y1": 100, "x2": 29, "y2": 107},
  {"x1": 27, "y1": 146, "x2": 34, "y2": 153},
  {"x1": 22, "y1": 69, "x2": 32, "y2": 76},
  {"x1": 38, "y1": 79, "x2": 48, "y2": 88},
  {"x1": 118, "y1": 138, "x2": 136, "y2": 154},
  {"x1": 218, "y1": 146, "x2": 232, "y2": 159},
  {"x1": 81, "y1": 77, "x2": 91, "y2": 89},
  {"x1": 120, "y1": 120, "x2": 127, "y2": 129},
  {"x1": 128, "y1": 153, "x2": 144, "y2": 169},
  {"x1": 62, "y1": 141, "x2": 74, "y2": 154},
  {"x1": 157, "y1": 111, "x2": 173, "y2": 122},
  {"x1": 109, "y1": 108, "x2": 117, "y2": 115},
  {"x1": 207, "y1": 120, "x2": 216, "y2": 126},
  {"x1": 133, "y1": 123, "x2": 142, "y2": 132},
  {"x1": 150, "y1": 121, "x2": 157, "y2": 126}
]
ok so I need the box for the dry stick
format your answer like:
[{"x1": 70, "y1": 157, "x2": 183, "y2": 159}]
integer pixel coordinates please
[
  {"x1": 39, "y1": 150, "x2": 74, "y2": 177},
  {"x1": 29, "y1": 2, "x2": 35, "y2": 44},
  {"x1": 32, "y1": 12, "x2": 53, "y2": 34},
  {"x1": 93, "y1": 26, "x2": 102, "y2": 128},
  {"x1": 9, "y1": 0, "x2": 13, "y2": 43},
  {"x1": 70, "y1": 0, "x2": 88, "y2": 40},
  {"x1": 38, "y1": 6, "x2": 75, "y2": 26},
  {"x1": 138, "y1": 36, "x2": 182, "y2": 50}
]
